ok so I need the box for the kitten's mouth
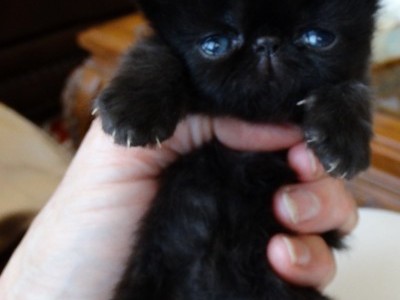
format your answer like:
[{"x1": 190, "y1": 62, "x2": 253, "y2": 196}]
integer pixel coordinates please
[{"x1": 257, "y1": 55, "x2": 276, "y2": 78}]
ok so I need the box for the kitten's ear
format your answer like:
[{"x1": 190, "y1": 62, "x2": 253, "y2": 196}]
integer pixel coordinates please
[
  {"x1": 135, "y1": 0, "x2": 157, "y2": 15},
  {"x1": 135, "y1": 0, "x2": 170, "y2": 18},
  {"x1": 135, "y1": 0, "x2": 158, "y2": 11},
  {"x1": 366, "y1": 0, "x2": 381, "y2": 13},
  {"x1": 134, "y1": 0, "x2": 173, "y2": 26}
]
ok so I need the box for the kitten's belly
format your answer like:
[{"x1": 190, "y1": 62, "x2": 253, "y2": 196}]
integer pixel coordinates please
[
  {"x1": 114, "y1": 141, "x2": 328, "y2": 299},
  {"x1": 125, "y1": 141, "x2": 311, "y2": 296}
]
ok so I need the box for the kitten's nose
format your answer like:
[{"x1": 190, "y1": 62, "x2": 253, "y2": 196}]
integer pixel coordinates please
[{"x1": 254, "y1": 37, "x2": 281, "y2": 56}]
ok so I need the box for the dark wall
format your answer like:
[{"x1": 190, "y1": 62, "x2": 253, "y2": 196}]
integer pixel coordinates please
[{"x1": 0, "y1": 0, "x2": 136, "y2": 123}]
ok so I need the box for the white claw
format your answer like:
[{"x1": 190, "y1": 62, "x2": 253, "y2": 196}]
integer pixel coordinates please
[
  {"x1": 340, "y1": 172, "x2": 349, "y2": 180},
  {"x1": 112, "y1": 130, "x2": 117, "y2": 141},
  {"x1": 306, "y1": 135, "x2": 319, "y2": 144},
  {"x1": 298, "y1": 96, "x2": 316, "y2": 107},
  {"x1": 127, "y1": 136, "x2": 133, "y2": 147},
  {"x1": 91, "y1": 107, "x2": 99, "y2": 116},
  {"x1": 155, "y1": 137, "x2": 162, "y2": 149},
  {"x1": 297, "y1": 99, "x2": 308, "y2": 106},
  {"x1": 327, "y1": 160, "x2": 340, "y2": 174}
]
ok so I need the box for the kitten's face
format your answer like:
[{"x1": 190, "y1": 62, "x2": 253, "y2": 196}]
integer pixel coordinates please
[{"x1": 139, "y1": 0, "x2": 378, "y2": 120}]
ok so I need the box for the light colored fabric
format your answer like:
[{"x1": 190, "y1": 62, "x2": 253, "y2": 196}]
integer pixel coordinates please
[
  {"x1": 0, "y1": 102, "x2": 72, "y2": 219},
  {"x1": 327, "y1": 208, "x2": 400, "y2": 300},
  {"x1": 373, "y1": 0, "x2": 400, "y2": 63}
]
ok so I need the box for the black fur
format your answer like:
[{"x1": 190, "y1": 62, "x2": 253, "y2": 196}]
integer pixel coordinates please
[{"x1": 96, "y1": 0, "x2": 378, "y2": 299}]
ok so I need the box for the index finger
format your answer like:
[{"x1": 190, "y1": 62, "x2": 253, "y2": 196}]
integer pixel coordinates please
[
  {"x1": 288, "y1": 143, "x2": 328, "y2": 182},
  {"x1": 213, "y1": 118, "x2": 303, "y2": 152}
]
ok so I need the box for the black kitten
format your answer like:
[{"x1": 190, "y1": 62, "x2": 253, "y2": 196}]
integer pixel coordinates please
[{"x1": 97, "y1": 1, "x2": 378, "y2": 299}]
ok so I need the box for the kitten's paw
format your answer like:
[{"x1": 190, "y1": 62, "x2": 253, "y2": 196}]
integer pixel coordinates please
[
  {"x1": 94, "y1": 93, "x2": 180, "y2": 148},
  {"x1": 302, "y1": 88, "x2": 372, "y2": 179},
  {"x1": 305, "y1": 129, "x2": 363, "y2": 179}
]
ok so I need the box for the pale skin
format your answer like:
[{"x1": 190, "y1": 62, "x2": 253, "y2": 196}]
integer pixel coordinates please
[{"x1": 0, "y1": 116, "x2": 357, "y2": 300}]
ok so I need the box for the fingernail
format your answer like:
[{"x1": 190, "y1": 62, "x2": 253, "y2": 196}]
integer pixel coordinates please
[
  {"x1": 342, "y1": 211, "x2": 359, "y2": 233},
  {"x1": 282, "y1": 237, "x2": 311, "y2": 266},
  {"x1": 281, "y1": 190, "x2": 321, "y2": 224},
  {"x1": 307, "y1": 148, "x2": 318, "y2": 175}
]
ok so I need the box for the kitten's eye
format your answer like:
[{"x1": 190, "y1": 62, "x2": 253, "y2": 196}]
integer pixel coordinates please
[
  {"x1": 299, "y1": 29, "x2": 336, "y2": 49},
  {"x1": 200, "y1": 35, "x2": 234, "y2": 57}
]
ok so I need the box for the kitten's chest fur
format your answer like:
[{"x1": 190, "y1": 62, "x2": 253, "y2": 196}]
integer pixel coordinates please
[
  {"x1": 190, "y1": 91, "x2": 303, "y2": 124},
  {"x1": 118, "y1": 142, "x2": 329, "y2": 300}
]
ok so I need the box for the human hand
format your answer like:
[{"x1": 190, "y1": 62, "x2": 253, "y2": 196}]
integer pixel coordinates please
[
  {"x1": 213, "y1": 118, "x2": 358, "y2": 289},
  {"x1": 0, "y1": 116, "x2": 357, "y2": 299}
]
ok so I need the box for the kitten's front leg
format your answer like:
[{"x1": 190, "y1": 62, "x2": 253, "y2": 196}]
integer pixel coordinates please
[
  {"x1": 301, "y1": 82, "x2": 373, "y2": 179},
  {"x1": 96, "y1": 36, "x2": 189, "y2": 147}
]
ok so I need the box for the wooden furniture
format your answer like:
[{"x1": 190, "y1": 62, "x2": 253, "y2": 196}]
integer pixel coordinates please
[
  {"x1": 349, "y1": 112, "x2": 400, "y2": 211},
  {"x1": 62, "y1": 14, "x2": 400, "y2": 210}
]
